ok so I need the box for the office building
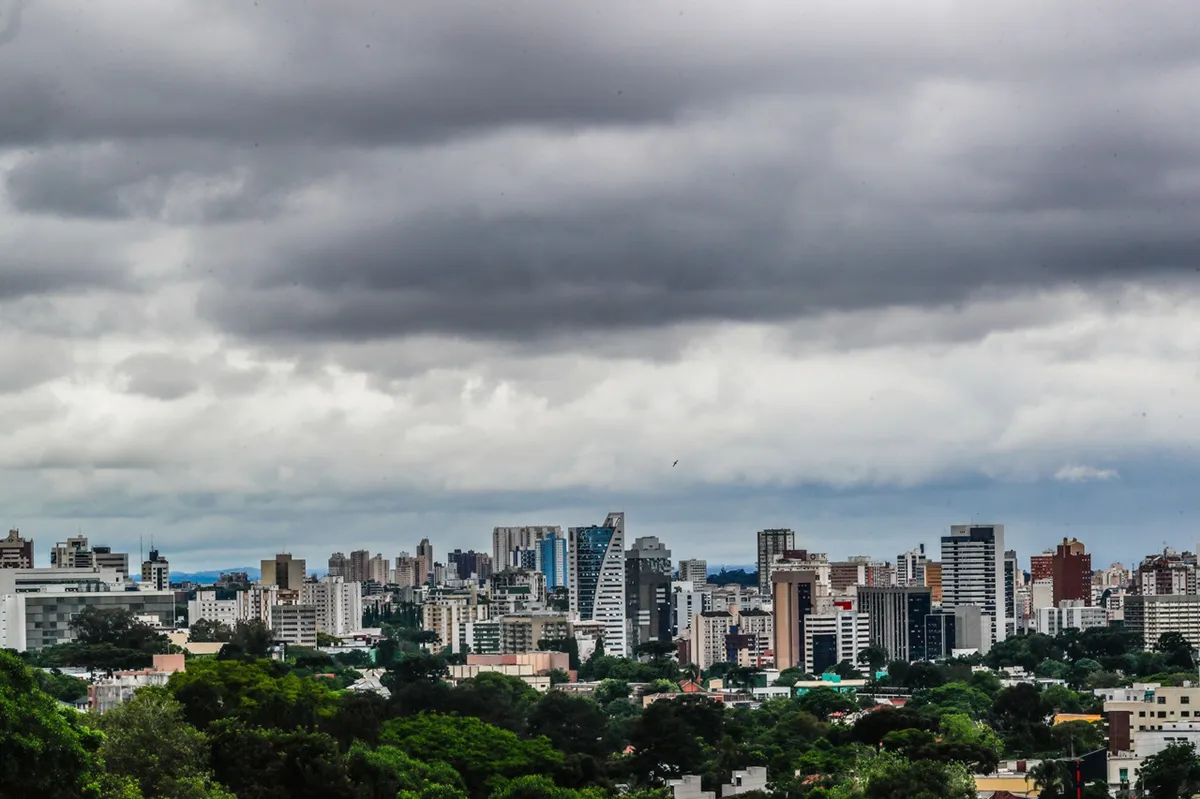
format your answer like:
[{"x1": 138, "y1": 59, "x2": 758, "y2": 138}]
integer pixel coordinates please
[
  {"x1": 416, "y1": 539, "x2": 434, "y2": 585},
  {"x1": 140, "y1": 549, "x2": 170, "y2": 591},
  {"x1": 188, "y1": 591, "x2": 239, "y2": 629},
  {"x1": 804, "y1": 611, "x2": 869, "y2": 675},
  {"x1": 300, "y1": 576, "x2": 362, "y2": 638},
  {"x1": 1031, "y1": 551, "x2": 1054, "y2": 582},
  {"x1": 93, "y1": 546, "x2": 129, "y2": 577},
  {"x1": 328, "y1": 552, "x2": 349, "y2": 579},
  {"x1": 679, "y1": 559, "x2": 708, "y2": 590},
  {"x1": 0, "y1": 529, "x2": 33, "y2": 569},
  {"x1": 772, "y1": 570, "x2": 817, "y2": 671},
  {"x1": 896, "y1": 545, "x2": 927, "y2": 587},
  {"x1": 941, "y1": 525, "x2": 1007, "y2": 643},
  {"x1": 270, "y1": 604, "x2": 317, "y2": 647},
  {"x1": 732, "y1": 608, "x2": 774, "y2": 668},
  {"x1": 672, "y1": 581, "x2": 711, "y2": 637},
  {"x1": 260, "y1": 553, "x2": 306, "y2": 590},
  {"x1": 569, "y1": 512, "x2": 627, "y2": 657},
  {"x1": 491, "y1": 568, "x2": 548, "y2": 613},
  {"x1": 951, "y1": 605, "x2": 992, "y2": 653},
  {"x1": 925, "y1": 561, "x2": 943, "y2": 603},
  {"x1": 626, "y1": 536, "x2": 673, "y2": 652},
  {"x1": 537, "y1": 533, "x2": 568, "y2": 589},
  {"x1": 757, "y1": 529, "x2": 796, "y2": 594},
  {"x1": 1052, "y1": 538, "x2": 1092, "y2": 606},
  {"x1": 1033, "y1": 600, "x2": 1107, "y2": 636},
  {"x1": 1, "y1": 585, "x2": 175, "y2": 647},
  {"x1": 50, "y1": 536, "x2": 94, "y2": 569},
  {"x1": 347, "y1": 550, "x2": 370, "y2": 584},
  {"x1": 857, "y1": 585, "x2": 938, "y2": 662},
  {"x1": 1125, "y1": 594, "x2": 1200, "y2": 648}
]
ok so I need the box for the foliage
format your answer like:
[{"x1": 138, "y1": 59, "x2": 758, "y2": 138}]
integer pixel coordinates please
[
  {"x1": 706, "y1": 568, "x2": 756, "y2": 588},
  {"x1": 828, "y1": 750, "x2": 975, "y2": 799},
  {"x1": 0, "y1": 649, "x2": 103, "y2": 799},
  {"x1": 856, "y1": 646, "x2": 889, "y2": 673},
  {"x1": 168, "y1": 658, "x2": 337, "y2": 731},
  {"x1": 218, "y1": 619, "x2": 274, "y2": 659},
  {"x1": 36, "y1": 668, "x2": 90, "y2": 703},
  {"x1": 380, "y1": 713, "x2": 563, "y2": 799},
  {"x1": 88, "y1": 687, "x2": 232, "y2": 799},
  {"x1": 1137, "y1": 741, "x2": 1200, "y2": 799},
  {"x1": 796, "y1": 686, "x2": 858, "y2": 721},
  {"x1": 628, "y1": 696, "x2": 725, "y2": 782},
  {"x1": 189, "y1": 619, "x2": 234, "y2": 643}
]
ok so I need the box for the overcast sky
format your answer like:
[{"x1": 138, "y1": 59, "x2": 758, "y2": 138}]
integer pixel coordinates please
[{"x1": 3, "y1": 1, "x2": 1199, "y2": 571}]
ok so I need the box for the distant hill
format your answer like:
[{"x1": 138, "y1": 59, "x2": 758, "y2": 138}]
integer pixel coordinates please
[
  {"x1": 170, "y1": 567, "x2": 261, "y2": 584},
  {"x1": 706, "y1": 567, "x2": 758, "y2": 587}
]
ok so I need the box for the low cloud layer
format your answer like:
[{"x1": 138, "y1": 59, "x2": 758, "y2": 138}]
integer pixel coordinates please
[{"x1": 1, "y1": 1, "x2": 1198, "y2": 568}]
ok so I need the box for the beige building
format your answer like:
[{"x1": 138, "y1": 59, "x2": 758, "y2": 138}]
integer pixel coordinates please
[
  {"x1": 300, "y1": 576, "x2": 363, "y2": 638},
  {"x1": 270, "y1": 604, "x2": 317, "y2": 646},
  {"x1": 1125, "y1": 594, "x2": 1200, "y2": 648},
  {"x1": 772, "y1": 570, "x2": 818, "y2": 670},
  {"x1": 422, "y1": 588, "x2": 489, "y2": 652},
  {"x1": 689, "y1": 611, "x2": 735, "y2": 670},
  {"x1": 261, "y1": 554, "x2": 306, "y2": 590}
]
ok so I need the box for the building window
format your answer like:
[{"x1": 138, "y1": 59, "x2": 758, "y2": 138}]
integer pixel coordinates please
[
  {"x1": 1159, "y1": 711, "x2": 1167, "y2": 718},
  {"x1": 1159, "y1": 697, "x2": 1167, "y2": 704},
  {"x1": 1184, "y1": 696, "x2": 1191, "y2": 705}
]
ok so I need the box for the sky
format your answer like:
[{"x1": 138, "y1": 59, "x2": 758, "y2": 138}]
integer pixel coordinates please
[{"x1": 2, "y1": 1, "x2": 1200, "y2": 572}]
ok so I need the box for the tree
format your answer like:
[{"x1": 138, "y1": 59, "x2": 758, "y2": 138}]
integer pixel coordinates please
[
  {"x1": 527, "y1": 691, "x2": 609, "y2": 758},
  {"x1": 380, "y1": 713, "x2": 562, "y2": 799},
  {"x1": 628, "y1": 697, "x2": 725, "y2": 782},
  {"x1": 1154, "y1": 632, "x2": 1197, "y2": 672},
  {"x1": 89, "y1": 687, "x2": 232, "y2": 799},
  {"x1": 0, "y1": 649, "x2": 103, "y2": 798},
  {"x1": 208, "y1": 719, "x2": 356, "y2": 799},
  {"x1": 70, "y1": 607, "x2": 166, "y2": 653},
  {"x1": 828, "y1": 660, "x2": 862, "y2": 680},
  {"x1": 835, "y1": 750, "x2": 975, "y2": 799},
  {"x1": 910, "y1": 682, "x2": 991, "y2": 720},
  {"x1": 857, "y1": 646, "x2": 889, "y2": 674},
  {"x1": 221, "y1": 619, "x2": 273, "y2": 658},
  {"x1": 988, "y1": 683, "x2": 1053, "y2": 755},
  {"x1": 796, "y1": 686, "x2": 858, "y2": 721},
  {"x1": 189, "y1": 619, "x2": 234, "y2": 643},
  {"x1": 593, "y1": 679, "x2": 631, "y2": 706},
  {"x1": 344, "y1": 742, "x2": 465, "y2": 799},
  {"x1": 774, "y1": 667, "x2": 811, "y2": 687},
  {"x1": 36, "y1": 669, "x2": 89, "y2": 703},
  {"x1": 902, "y1": 662, "x2": 945, "y2": 691},
  {"x1": 548, "y1": 669, "x2": 571, "y2": 686},
  {"x1": 451, "y1": 671, "x2": 540, "y2": 733},
  {"x1": 538, "y1": 638, "x2": 581, "y2": 671},
  {"x1": 1137, "y1": 741, "x2": 1200, "y2": 799}
]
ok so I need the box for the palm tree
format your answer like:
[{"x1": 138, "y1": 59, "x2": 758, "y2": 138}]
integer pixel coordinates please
[{"x1": 1030, "y1": 759, "x2": 1073, "y2": 799}]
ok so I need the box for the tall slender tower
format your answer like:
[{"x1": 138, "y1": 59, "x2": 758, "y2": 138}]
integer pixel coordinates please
[
  {"x1": 940, "y1": 525, "x2": 1006, "y2": 645},
  {"x1": 757, "y1": 529, "x2": 796, "y2": 594},
  {"x1": 569, "y1": 512, "x2": 627, "y2": 657}
]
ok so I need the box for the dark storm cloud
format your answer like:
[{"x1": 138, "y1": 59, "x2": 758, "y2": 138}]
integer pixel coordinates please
[{"x1": 3, "y1": 1, "x2": 1200, "y2": 344}]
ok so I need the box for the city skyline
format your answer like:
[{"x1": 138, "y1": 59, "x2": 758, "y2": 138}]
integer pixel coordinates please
[{"x1": 3, "y1": 3, "x2": 1200, "y2": 573}]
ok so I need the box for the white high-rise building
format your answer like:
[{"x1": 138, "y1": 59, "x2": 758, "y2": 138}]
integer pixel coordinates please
[
  {"x1": 896, "y1": 545, "x2": 926, "y2": 587},
  {"x1": 569, "y1": 512, "x2": 627, "y2": 657},
  {"x1": 941, "y1": 524, "x2": 1007, "y2": 644},
  {"x1": 300, "y1": 576, "x2": 363, "y2": 638}
]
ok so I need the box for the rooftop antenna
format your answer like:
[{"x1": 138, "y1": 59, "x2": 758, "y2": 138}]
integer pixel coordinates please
[{"x1": 140, "y1": 535, "x2": 144, "y2": 565}]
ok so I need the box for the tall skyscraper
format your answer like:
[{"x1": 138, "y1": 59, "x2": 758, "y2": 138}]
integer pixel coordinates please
[
  {"x1": 625, "y1": 536, "x2": 673, "y2": 652},
  {"x1": 896, "y1": 545, "x2": 927, "y2": 587},
  {"x1": 1052, "y1": 538, "x2": 1092, "y2": 606},
  {"x1": 260, "y1": 553, "x2": 306, "y2": 590},
  {"x1": 940, "y1": 524, "x2": 1006, "y2": 644},
  {"x1": 1003, "y1": 549, "x2": 1019, "y2": 637},
  {"x1": 367, "y1": 554, "x2": 390, "y2": 584},
  {"x1": 416, "y1": 539, "x2": 434, "y2": 585},
  {"x1": 678, "y1": 558, "x2": 708, "y2": 589},
  {"x1": 569, "y1": 512, "x2": 627, "y2": 657},
  {"x1": 0, "y1": 529, "x2": 34, "y2": 569},
  {"x1": 328, "y1": 552, "x2": 349, "y2": 579},
  {"x1": 771, "y1": 570, "x2": 816, "y2": 670},
  {"x1": 757, "y1": 528, "x2": 796, "y2": 594},
  {"x1": 537, "y1": 534, "x2": 568, "y2": 589}
]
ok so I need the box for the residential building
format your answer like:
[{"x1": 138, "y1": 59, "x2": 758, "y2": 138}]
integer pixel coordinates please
[
  {"x1": 757, "y1": 529, "x2": 796, "y2": 594},
  {"x1": 492, "y1": 526, "x2": 561, "y2": 571},
  {"x1": 416, "y1": 539, "x2": 434, "y2": 585},
  {"x1": 260, "y1": 553, "x2": 306, "y2": 590},
  {"x1": 941, "y1": 524, "x2": 1007, "y2": 643},
  {"x1": 328, "y1": 552, "x2": 349, "y2": 579},
  {"x1": 0, "y1": 529, "x2": 34, "y2": 569},
  {"x1": 1031, "y1": 551, "x2": 1054, "y2": 582},
  {"x1": 50, "y1": 536, "x2": 94, "y2": 569},
  {"x1": 672, "y1": 582, "x2": 711, "y2": 637},
  {"x1": 732, "y1": 608, "x2": 774, "y2": 668},
  {"x1": 367, "y1": 554, "x2": 389, "y2": 585},
  {"x1": 188, "y1": 590, "x2": 239, "y2": 629},
  {"x1": 1135, "y1": 549, "x2": 1197, "y2": 596},
  {"x1": 896, "y1": 545, "x2": 926, "y2": 587},
  {"x1": 393, "y1": 553, "x2": 418, "y2": 588},
  {"x1": 569, "y1": 512, "x2": 627, "y2": 657},
  {"x1": 1033, "y1": 600, "x2": 1107, "y2": 636},
  {"x1": 950, "y1": 605, "x2": 991, "y2": 653},
  {"x1": 1003, "y1": 549, "x2": 1019, "y2": 637},
  {"x1": 1053, "y1": 538, "x2": 1093, "y2": 606},
  {"x1": 857, "y1": 585, "x2": 940, "y2": 662},
  {"x1": 537, "y1": 533, "x2": 568, "y2": 589},
  {"x1": 1125, "y1": 594, "x2": 1200, "y2": 647},
  {"x1": 690, "y1": 610, "x2": 735, "y2": 670},
  {"x1": 422, "y1": 587, "x2": 490, "y2": 653},
  {"x1": 89, "y1": 654, "x2": 186, "y2": 712},
  {"x1": 141, "y1": 549, "x2": 169, "y2": 591},
  {"x1": 237, "y1": 584, "x2": 282, "y2": 624},
  {"x1": 803, "y1": 611, "x2": 869, "y2": 675},
  {"x1": 93, "y1": 546, "x2": 130, "y2": 577},
  {"x1": 626, "y1": 536, "x2": 673, "y2": 652},
  {"x1": 491, "y1": 568, "x2": 547, "y2": 613},
  {"x1": 300, "y1": 576, "x2": 363, "y2": 638},
  {"x1": 347, "y1": 550, "x2": 370, "y2": 583},
  {"x1": 270, "y1": 604, "x2": 317, "y2": 646},
  {"x1": 679, "y1": 559, "x2": 708, "y2": 590}
]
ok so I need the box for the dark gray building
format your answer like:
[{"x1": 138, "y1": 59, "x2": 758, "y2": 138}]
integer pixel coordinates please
[{"x1": 625, "y1": 536, "x2": 673, "y2": 654}]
